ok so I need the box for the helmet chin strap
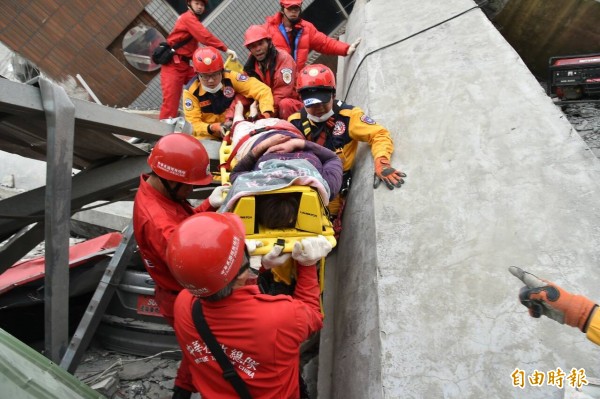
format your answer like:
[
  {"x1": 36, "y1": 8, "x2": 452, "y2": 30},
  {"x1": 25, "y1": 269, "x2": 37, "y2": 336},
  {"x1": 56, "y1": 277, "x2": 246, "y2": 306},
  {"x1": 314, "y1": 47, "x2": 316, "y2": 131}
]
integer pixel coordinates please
[
  {"x1": 159, "y1": 176, "x2": 185, "y2": 202},
  {"x1": 307, "y1": 109, "x2": 334, "y2": 123},
  {"x1": 202, "y1": 82, "x2": 223, "y2": 93}
]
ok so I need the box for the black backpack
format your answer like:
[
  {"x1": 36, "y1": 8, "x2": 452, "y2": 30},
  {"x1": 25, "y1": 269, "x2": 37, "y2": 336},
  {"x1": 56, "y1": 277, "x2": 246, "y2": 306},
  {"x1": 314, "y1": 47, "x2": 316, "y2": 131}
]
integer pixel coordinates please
[{"x1": 151, "y1": 36, "x2": 193, "y2": 65}]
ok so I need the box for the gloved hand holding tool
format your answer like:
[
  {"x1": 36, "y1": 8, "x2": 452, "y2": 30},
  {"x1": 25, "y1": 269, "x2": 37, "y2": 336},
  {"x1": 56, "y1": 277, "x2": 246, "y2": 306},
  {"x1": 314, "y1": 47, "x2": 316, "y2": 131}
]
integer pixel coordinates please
[
  {"x1": 292, "y1": 235, "x2": 333, "y2": 266},
  {"x1": 373, "y1": 156, "x2": 406, "y2": 190},
  {"x1": 509, "y1": 266, "x2": 598, "y2": 332}
]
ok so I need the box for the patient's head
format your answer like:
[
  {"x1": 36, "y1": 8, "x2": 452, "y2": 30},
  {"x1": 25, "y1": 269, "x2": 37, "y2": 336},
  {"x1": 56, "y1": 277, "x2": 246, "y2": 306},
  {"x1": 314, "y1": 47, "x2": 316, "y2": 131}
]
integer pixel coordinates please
[{"x1": 256, "y1": 193, "x2": 301, "y2": 229}]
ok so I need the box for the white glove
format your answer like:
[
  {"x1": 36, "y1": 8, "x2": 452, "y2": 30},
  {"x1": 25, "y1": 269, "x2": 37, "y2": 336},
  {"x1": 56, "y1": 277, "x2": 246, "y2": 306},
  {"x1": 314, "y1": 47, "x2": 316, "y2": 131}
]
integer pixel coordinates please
[
  {"x1": 346, "y1": 37, "x2": 361, "y2": 56},
  {"x1": 245, "y1": 239, "x2": 263, "y2": 254},
  {"x1": 225, "y1": 48, "x2": 238, "y2": 61},
  {"x1": 292, "y1": 235, "x2": 333, "y2": 266},
  {"x1": 208, "y1": 185, "x2": 230, "y2": 208},
  {"x1": 245, "y1": 240, "x2": 264, "y2": 271},
  {"x1": 261, "y1": 244, "x2": 291, "y2": 270}
]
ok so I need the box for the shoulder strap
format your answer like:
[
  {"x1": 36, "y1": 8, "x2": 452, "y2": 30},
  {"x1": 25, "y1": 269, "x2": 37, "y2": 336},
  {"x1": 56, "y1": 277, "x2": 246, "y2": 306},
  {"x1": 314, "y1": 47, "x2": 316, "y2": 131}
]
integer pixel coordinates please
[
  {"x1": 173, "y1": 36, "x2": 194, "y2": 50},
  {"x1": 192, "y1": 299, "x2": 253, "y2": 399}
]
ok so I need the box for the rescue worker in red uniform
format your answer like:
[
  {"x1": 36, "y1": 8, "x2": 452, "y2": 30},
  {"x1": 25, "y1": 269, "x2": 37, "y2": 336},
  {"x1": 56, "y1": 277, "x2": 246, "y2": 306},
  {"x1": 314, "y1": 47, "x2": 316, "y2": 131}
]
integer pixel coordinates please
[
  {"x1": 263, "y1": 0, "x2": 361, "y2": 73},
  {"x1": 289, "y1": 64, "x2": 406, "y2": 233},
  {"x1": 242, "y1": 25, "x2": 303, "y2": 120},
  {"x1": 133, "y1": 134, "x2": 228, "y2": 399},
  {"x1": 183, "y1": 46, "x2": 275, "y2": 140},
  {"x1": 159, "y1": 0, "x2": 238, "y2": 120},
  {"x1": 167, "y1": 213, "x2": 332, "y2": 398},
  {"x1": 510, "y1": 266, "x2": 600, "y2": 346}
]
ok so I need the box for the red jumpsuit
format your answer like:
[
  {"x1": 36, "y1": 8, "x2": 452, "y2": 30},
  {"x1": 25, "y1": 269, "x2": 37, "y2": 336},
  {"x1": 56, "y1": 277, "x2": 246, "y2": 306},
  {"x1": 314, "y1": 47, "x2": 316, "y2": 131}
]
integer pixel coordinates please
[
  {"x1": 132, "y1": 174, "x2": 215, "y2": 392},
  {"x1": 263, "y1": 12, "x2": 349, "y2": 73},
  {"x1": 243, "y1": 46, "x2": 303, "y2": 119},
  {"x1": 173, "y1": 265, "x2": 323, "y2": 398},
  {"x1": 159, "y1": 10, "x2": 228, "y2": 120}
]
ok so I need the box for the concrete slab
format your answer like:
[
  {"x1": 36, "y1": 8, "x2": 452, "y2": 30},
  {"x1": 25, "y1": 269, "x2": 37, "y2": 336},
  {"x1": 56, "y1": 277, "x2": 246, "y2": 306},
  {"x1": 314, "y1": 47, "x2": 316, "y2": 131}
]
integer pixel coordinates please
[{"x1": 329, "y1": 0, "x2": 600, "y2": 398}]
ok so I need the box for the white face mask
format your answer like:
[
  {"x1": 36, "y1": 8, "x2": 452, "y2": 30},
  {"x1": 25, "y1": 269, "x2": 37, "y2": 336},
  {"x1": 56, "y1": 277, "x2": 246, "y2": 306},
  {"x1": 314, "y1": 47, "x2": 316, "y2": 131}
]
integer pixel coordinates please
[
  {"x1": 202, "y1": 82, "x2": 223, "y2": 93},
  {"x1": 306, "y1": 109, "x2": 334, "y2": 123}
]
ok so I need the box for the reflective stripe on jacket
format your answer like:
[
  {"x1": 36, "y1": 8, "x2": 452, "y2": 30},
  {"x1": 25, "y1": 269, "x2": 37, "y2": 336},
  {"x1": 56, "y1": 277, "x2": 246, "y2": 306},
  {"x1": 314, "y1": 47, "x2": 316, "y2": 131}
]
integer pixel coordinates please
[
  {"x1": 183, "y1": 71, "x2": 274, "y2": 139},
  {"x1": 289, "y1": 100, "x2": 395, "y2": 172}
]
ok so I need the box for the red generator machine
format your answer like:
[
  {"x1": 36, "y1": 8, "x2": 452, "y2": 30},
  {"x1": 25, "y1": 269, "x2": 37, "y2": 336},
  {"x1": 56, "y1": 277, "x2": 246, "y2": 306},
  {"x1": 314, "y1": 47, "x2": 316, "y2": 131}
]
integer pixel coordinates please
[{"x1": 548, "y1": 53, "x2": 600, "y2": 100}]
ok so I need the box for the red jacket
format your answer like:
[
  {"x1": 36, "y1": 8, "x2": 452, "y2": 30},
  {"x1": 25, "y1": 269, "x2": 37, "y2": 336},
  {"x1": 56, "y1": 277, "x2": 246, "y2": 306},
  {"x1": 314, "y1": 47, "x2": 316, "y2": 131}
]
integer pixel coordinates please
[
  {"x1": 263, "y1": 12, "x2": 349, "y2": 72},
  {"x1": 132, "y1": 175, "x2": 214, "y2": 292},
  {"x1": 174, "y1": 265, "x2": 323, "y2": 398},
  {"x1": 244, "y1": 46, "x2": 300, "y2": 116},
  {"x1": 168, "y1": 10, "x2": 227, "y2": 59}
]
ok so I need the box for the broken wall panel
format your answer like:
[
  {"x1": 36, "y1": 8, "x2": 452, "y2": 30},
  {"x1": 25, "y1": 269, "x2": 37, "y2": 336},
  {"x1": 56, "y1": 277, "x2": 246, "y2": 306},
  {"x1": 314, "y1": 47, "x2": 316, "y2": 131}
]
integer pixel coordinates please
[{"x1": 0, "y1": 0, "x2": 154, "y2": 107}]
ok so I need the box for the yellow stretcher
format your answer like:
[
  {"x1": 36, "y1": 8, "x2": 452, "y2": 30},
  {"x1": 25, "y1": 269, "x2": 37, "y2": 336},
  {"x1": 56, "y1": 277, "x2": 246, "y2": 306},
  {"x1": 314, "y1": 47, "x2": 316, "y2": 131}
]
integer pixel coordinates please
[{"x1": 218, "y1": 135, "x2": 336, "y2": 297}]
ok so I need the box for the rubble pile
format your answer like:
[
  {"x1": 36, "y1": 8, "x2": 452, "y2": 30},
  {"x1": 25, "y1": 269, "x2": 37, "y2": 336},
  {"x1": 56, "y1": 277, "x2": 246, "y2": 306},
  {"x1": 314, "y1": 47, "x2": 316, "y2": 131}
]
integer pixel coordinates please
[
  {"x1": 75, "y1": 346, "x2": 183, "y2": 399},
  {"x1": 561, "y1": 102, "x2": 600, "y2": 157}
]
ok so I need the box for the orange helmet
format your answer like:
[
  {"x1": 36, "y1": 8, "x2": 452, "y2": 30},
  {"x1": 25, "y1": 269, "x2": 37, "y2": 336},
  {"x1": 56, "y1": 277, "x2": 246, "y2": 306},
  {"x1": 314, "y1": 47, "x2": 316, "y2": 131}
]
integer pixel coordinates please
[
  {"x1": 244, "y1": 25, "x2": 271, "y2": 47},
  {"x1": 296, "y1": 64, "x2": 336, "y2": 92},
  {"x1": 280, "y1": 0, "x2": 302, "y2": 7},
  {"x1": 147, "y1": 133, "x2": 212, "y2": 185},
  {"x1": 193, "y1": 46, "x2": 224, "y2": 74},
  {"x1": 166, "y1": 213, "x2": 247, "y2": 297}
]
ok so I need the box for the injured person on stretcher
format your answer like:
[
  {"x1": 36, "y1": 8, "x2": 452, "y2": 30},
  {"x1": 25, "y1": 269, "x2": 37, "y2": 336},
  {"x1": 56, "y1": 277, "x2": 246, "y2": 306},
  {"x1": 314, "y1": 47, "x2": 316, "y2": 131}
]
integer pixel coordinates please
[{"x1": 218, "y1": 101, "x2": 342, "y2": 295}]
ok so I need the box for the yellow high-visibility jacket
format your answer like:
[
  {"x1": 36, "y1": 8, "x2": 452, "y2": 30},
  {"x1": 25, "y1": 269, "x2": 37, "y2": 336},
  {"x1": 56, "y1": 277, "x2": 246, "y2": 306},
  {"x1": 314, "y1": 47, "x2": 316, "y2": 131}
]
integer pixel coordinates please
[
  {"x1": 288, "y1": 100, "x2": 395, "y2": 172},
  {"x1": 183, "y1": 70, "x2": 274, "y2": 139},
  {"x1": 587, "y1": 307, "x2": 600, "y2": 345}
]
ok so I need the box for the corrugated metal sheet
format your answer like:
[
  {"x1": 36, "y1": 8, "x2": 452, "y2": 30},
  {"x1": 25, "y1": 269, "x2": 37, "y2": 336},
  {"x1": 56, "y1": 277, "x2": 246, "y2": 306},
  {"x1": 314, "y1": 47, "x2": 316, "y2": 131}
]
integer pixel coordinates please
[{"x1": 0, "y1": 328, "x2": 106, "y2": 398}]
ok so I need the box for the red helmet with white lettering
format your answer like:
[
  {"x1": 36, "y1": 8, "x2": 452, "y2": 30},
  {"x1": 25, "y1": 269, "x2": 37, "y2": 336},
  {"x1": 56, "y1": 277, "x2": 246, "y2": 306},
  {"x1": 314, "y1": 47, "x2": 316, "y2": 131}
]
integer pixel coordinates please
[
  {"x1": 147, "y1": 133, "x2": 212, "y2": 185},
  {"x1": 244, "y1": 25, "x2": 271, "y2": 47},
  {"x1": 280, "y1": 0, "x2": 302, "y2": 8},
  {"x1": 166, "y1": 213, "x2": 247, "y2": 297},
  {"x1": 296, "y1": 64, "x2": 336, "y2": 92},
  {"x1": 193, "y1": 46, "x2": 224, "y2": 74}
]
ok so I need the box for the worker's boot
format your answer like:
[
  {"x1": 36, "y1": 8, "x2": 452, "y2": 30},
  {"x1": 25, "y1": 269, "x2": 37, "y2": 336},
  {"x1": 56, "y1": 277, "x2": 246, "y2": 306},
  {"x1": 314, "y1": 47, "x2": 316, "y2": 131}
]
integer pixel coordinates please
[{"x1": 172, "y1": 386, "x2": 192, "y2": 399}]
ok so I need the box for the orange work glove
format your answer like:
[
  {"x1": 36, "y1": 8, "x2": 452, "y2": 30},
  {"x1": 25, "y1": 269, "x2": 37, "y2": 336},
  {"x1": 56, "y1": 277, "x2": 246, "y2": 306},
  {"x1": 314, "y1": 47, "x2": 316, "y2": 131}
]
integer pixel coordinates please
[
  {"x1": 509, "y1": 266, "x2": 598, "y2": 332},
  {"x1": 261, "y1": 111, "x2": 273, "y2": 119},
  {"x1": 208, "y1": 123, "x2": 224, "y2": 138},
  {"x1": 373, "y1": 157, "x2": 406, "y2": 190}
]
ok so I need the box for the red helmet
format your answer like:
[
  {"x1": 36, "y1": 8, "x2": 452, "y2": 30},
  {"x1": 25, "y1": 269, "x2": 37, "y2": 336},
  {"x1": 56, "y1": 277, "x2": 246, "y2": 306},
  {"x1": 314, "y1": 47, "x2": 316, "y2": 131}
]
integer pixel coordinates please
[
  {"x1": 244, "y1": 25, "x2": 271, "y2": 47},
  {"x1": 280, "y1": 0, "x2": 302, "y2": 7},
  {"x1": 166, "y1": 213, "x2": 247, "y2": 297},
  {"x1": 147, "y1": 133, "x2": 212, "y2": 185},
  {"x1": 296, "y1": 64, "x2": 336, "y2": 92},
  {"x1": 193, "y1": 46, "x2": 224, "y2": 74}
]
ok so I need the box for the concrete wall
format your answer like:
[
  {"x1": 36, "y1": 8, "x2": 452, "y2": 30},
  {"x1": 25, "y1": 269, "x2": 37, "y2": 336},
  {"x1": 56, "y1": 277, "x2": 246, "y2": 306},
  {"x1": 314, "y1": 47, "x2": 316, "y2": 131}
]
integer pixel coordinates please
[{"x1": 328, "y1": 0, "x2": 600, "y2": 398}]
